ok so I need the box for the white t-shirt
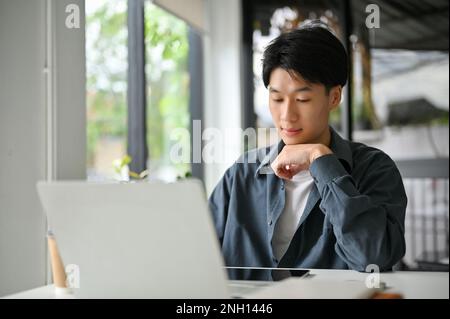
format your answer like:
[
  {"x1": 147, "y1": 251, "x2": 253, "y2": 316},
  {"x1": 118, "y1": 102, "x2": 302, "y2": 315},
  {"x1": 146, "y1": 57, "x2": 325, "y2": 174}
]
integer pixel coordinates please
[{"x1": 271, "y1": 170, "x2": 315, "y2": 261}]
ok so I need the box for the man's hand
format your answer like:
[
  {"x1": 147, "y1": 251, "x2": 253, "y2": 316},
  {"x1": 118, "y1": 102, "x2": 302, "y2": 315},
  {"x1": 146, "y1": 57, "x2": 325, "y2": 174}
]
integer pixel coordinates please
[{"x1": 270, "y1": 144, "x2": 332, "y2": 180}]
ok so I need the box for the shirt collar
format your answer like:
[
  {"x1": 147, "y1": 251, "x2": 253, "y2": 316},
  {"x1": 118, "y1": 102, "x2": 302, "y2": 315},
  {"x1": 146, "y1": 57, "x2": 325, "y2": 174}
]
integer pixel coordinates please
[{"x1": 255, "y1": 126, "x2": 353, "y2": 177}]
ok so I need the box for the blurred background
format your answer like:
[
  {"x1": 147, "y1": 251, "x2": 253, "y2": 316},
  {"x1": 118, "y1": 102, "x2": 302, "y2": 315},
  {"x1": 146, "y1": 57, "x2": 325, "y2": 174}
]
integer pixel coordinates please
[{"x1": 0, "y1": 0, "x2": 448, "y2": 296}]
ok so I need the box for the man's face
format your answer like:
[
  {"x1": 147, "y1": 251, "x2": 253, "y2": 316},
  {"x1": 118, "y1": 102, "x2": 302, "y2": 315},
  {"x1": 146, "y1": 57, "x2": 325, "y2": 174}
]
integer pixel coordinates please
[{"x1": 268, "y1": 68, "x2": 341, "y2": 145}]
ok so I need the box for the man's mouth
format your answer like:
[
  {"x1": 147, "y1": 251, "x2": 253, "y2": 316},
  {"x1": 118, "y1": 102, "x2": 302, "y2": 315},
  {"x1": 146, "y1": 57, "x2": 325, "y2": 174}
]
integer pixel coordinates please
[{"x1": 282, "y1": 128, "x2": 303, "y2": 136}]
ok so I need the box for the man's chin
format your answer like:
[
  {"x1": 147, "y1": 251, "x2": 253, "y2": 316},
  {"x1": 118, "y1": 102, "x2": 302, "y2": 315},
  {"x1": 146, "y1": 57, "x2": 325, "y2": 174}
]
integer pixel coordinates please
[
  {"x1": 281, "y1": 136, "x2": 308, "y2": 145},
  {"x1": 280, "y1": 128, "x2": 328, "y2": 145}
]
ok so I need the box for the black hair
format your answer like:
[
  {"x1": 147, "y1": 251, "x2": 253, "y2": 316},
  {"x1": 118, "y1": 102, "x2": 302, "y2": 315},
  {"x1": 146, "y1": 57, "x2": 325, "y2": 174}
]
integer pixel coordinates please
[{"x1": 262, "y1": 20, "x2": 348, "y2": 92}]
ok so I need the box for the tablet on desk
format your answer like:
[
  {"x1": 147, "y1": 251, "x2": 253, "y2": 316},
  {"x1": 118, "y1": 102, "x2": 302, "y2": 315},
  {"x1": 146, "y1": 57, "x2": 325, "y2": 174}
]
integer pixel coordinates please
[{"x1": 225, "y1": 267, "x2": 310, "y2": 281}]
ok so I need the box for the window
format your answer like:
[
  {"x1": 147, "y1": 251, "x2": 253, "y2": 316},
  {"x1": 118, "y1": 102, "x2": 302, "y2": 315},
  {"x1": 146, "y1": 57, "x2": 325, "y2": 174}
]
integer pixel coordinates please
[
  {"x1": 348, "y1": 1, "x2": 449, "y2": 160},
  {"x1": 86, "y1": 0, "x2": 191, "y2": 181},
  {"x1": 352, "y1": 47, "x2": 449, "y2": 160}
]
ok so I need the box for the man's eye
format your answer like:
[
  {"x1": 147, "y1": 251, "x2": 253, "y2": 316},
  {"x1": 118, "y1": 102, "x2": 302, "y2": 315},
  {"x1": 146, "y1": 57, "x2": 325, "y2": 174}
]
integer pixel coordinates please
[
  {"x1": 272, "y1": 99, "x2": 283, "y2": 103},
  {"x1": 297, "y1": 99, "x2": 310, "y2": 103}
]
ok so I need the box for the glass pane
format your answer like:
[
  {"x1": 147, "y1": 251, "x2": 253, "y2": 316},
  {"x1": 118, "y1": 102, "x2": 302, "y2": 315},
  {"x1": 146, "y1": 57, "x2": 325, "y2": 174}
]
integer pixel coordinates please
[
  {"x1": 86, "y1": 0, "x2": 128, "y2": 180},
  {"x1": 144, "y1": 2, "x2": 191, "y2": 181},
  {"x1": 352, "y1": 46, "x2": 449, "y2": 160}
]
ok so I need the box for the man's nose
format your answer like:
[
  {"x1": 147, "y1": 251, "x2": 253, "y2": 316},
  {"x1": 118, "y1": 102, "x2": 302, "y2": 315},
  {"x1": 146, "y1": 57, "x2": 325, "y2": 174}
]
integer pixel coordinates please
[{"x1": 280, "y1": 99, "x2": 299, "y2": 122}]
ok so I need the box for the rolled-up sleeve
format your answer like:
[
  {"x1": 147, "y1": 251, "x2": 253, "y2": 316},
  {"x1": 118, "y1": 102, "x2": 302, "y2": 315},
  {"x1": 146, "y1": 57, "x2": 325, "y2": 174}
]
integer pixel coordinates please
[{"x1": 309, "y1": 153, "x2": 407, "y2": 271}]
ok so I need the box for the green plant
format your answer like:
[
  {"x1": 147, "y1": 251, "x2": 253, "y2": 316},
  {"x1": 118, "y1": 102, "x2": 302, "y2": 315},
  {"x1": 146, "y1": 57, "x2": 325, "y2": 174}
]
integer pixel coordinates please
[
  {"x1": 113, "y1": 155, "x2": 149, "y2": 180},
  {"x1": 177, "y1": 171, "x2": 192, "y2": 180}
]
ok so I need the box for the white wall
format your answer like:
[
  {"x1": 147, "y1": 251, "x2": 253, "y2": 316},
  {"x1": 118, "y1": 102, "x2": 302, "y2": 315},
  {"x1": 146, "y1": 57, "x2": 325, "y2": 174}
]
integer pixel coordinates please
[
  {"x1": 203, "y1": 0, "x2": 243, "y2": 195},
  {"x1": 0, "y1": 0, "x2": 47, "y2": 297},
  {"x1": 0, "y1": 0, "x2": 85, "y2": 296}
]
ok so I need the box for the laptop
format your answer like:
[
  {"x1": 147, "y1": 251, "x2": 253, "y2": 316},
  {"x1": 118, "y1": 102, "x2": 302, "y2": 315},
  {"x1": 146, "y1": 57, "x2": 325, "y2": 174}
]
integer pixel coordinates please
[{"x1": 37, "y1": 179, "x2": 231, "y2": 298}]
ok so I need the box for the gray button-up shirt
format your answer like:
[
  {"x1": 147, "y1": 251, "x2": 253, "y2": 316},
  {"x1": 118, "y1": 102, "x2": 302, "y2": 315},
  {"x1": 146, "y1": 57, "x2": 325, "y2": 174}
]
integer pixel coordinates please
[{"x1": 209, "y1": 127, "x2": 407, "y2": 275}]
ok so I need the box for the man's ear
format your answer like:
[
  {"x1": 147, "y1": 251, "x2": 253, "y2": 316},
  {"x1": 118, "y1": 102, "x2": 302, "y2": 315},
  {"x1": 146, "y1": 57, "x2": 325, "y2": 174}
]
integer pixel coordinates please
[{"x1": 328, "y1": 86, "x2": 342, "y2": 110}]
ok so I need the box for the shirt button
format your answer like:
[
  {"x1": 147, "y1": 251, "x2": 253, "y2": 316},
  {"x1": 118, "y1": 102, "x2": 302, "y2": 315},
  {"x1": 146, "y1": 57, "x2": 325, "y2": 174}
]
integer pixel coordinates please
[
  {"x1": 268, "y1": 220, "x2": 273, "y2": 226},
  {"x1": 281, "y1": 184, "x2": 285, "y2": 190}
]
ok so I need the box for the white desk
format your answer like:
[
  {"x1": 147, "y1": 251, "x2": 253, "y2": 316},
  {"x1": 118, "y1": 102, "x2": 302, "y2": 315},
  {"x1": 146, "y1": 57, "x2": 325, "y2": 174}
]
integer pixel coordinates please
[
  {"x1": 307, "y1": 269, "x2": 448, "y2": 299},
  {"x1": 3, "y1": 269, "x2": 448, "y2": 299}
]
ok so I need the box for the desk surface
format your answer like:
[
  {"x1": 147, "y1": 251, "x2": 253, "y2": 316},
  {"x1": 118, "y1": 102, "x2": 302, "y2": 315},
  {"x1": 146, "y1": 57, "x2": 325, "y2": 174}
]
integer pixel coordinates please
[
  {"x1": 3, "y1": 269, "x2": 449, "y2": 299},
  {"x1": 310, "y1": 269, "x2": 448, "y2": 299}
]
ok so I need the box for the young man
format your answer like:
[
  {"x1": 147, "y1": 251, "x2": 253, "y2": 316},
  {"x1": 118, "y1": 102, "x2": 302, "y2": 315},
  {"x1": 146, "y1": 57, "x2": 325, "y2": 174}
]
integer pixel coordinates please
[{"x1": 209, "y1": 22, "x2": 407, "y2": 273}]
